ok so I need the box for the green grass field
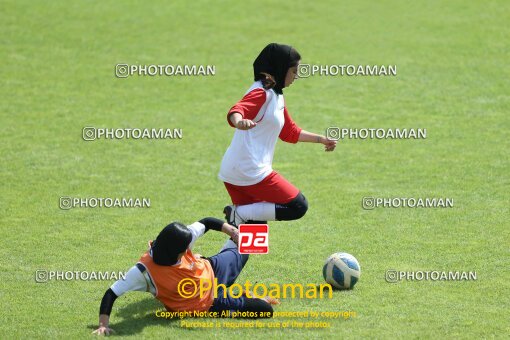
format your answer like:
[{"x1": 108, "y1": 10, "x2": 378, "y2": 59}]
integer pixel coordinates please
[{"x1": 1, "y1": 0, "x2": 509, "y2": 338}]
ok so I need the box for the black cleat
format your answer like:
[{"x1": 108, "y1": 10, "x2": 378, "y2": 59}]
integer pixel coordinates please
[{"x1": 223, "y1": 205, "x2": 245, "y2": 227}]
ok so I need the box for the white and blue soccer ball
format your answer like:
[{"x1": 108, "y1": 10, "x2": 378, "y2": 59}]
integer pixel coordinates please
[{"x1": 323, "y1": 252, "x2": 361, "y2": 289}]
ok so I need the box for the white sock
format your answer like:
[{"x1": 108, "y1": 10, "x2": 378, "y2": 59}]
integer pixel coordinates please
[
  {"x1": 236, "y1": 202, "x2": 276, "y2": 221},
  {"x1": 221, "y1": 239, "x2": 237, "y2": 251}
]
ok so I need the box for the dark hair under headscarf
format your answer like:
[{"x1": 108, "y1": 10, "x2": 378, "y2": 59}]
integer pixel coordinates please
[
  {"x1": 151, "y1": 222, "x2": 192, "y2": 266},
  {"x1": 253, "y1": 43, "x2": 301, "y2": 94}
]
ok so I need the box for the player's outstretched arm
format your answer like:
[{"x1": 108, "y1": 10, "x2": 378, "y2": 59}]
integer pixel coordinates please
[
  {"x1": 92, "y1": 264, "x2": 148, "y2": 335},
  {"x1": 298, "y1": 130, "x2": 337, "y2": 151},
  {"x1": 199, "y1": 217, "x2": 239, "y2": 244},
  {"x1": 92, "y1": 288, "x2": 117, "y2": 335}
]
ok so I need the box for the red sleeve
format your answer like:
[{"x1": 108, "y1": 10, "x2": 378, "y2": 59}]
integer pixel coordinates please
[
  {"x1": 227, "y1": 88, "x2": 267, "y2": 127},
  {"x1": 279, "y1": 107, "x2": 302, "y2": 144}
]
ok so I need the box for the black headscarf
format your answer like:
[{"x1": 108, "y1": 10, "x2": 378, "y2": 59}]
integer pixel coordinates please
[
  {"x1": 253, "y1": 43, "x2": 293, "y2": 95},
  {"x1": 151, "y1": 222, "x2": 192, "y2": 266}
]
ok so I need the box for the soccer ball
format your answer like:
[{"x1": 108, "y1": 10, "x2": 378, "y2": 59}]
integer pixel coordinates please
[{"x1": 323, "y1": 252, "x2": 361, "y2": 289}]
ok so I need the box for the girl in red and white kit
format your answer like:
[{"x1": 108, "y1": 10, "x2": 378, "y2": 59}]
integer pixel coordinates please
[{"x1": 219, "y1": 43, "x2": 337, "y2": 225}]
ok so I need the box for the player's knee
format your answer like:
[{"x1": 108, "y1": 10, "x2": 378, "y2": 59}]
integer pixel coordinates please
[
  {"x1": 275, "y1": 193, "x2": 308, "y2": 221},
  {"x1": 293, "y1": 193, "x2": 308, "y2": 219}
]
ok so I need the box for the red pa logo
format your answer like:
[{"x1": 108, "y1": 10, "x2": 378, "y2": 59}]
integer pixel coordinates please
[{"x1": 238, "y1": 224, "x2": 269, "y2": 254}]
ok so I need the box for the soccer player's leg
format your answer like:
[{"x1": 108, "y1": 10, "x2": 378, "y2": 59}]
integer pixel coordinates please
[
  {"x1": 223, "y1": 183, "x2": 256, "y2": 227},
  {"x1": 209, "y1": 292, "x2": 274, "y2": 317},
  {"x1": 208, "y1": 239, "x2": 248, "y2": 286},
  {"x1": 207, "y1": 243, "x2": 275, "y2": 317},
  {"x1": 230, "y1": 171, "x2": 308, "y2": 222},
  {"x1": 274, "y1": 192, "x2": 308, "y2": 221}
]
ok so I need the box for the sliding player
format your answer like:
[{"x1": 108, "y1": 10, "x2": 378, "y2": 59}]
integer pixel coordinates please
[{"x1": 92, "y1": 217, "x2": 278, "y2": 335}]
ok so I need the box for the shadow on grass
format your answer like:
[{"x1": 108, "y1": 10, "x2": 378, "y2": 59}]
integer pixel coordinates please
[
  {"x1": 86, "y1": 297, "x2": 197, "y2": 336},
  {"x1": 85, "y1": 285, "x2": 353, "y2": 335}
]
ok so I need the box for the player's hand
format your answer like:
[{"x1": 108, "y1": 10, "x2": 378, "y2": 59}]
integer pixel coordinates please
[
  {"x1": 92, "y1": 326, "x2": 115, "y2": 336},
  {"x1": 223, "y1": 224, "x2": 239, "y2": 244},
  {"x1": 236, "y1": 119, "x2": 257, "y2": 130},
  {"x1": 321, "y1": 137, "x2": 337, "y2": 152}
]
